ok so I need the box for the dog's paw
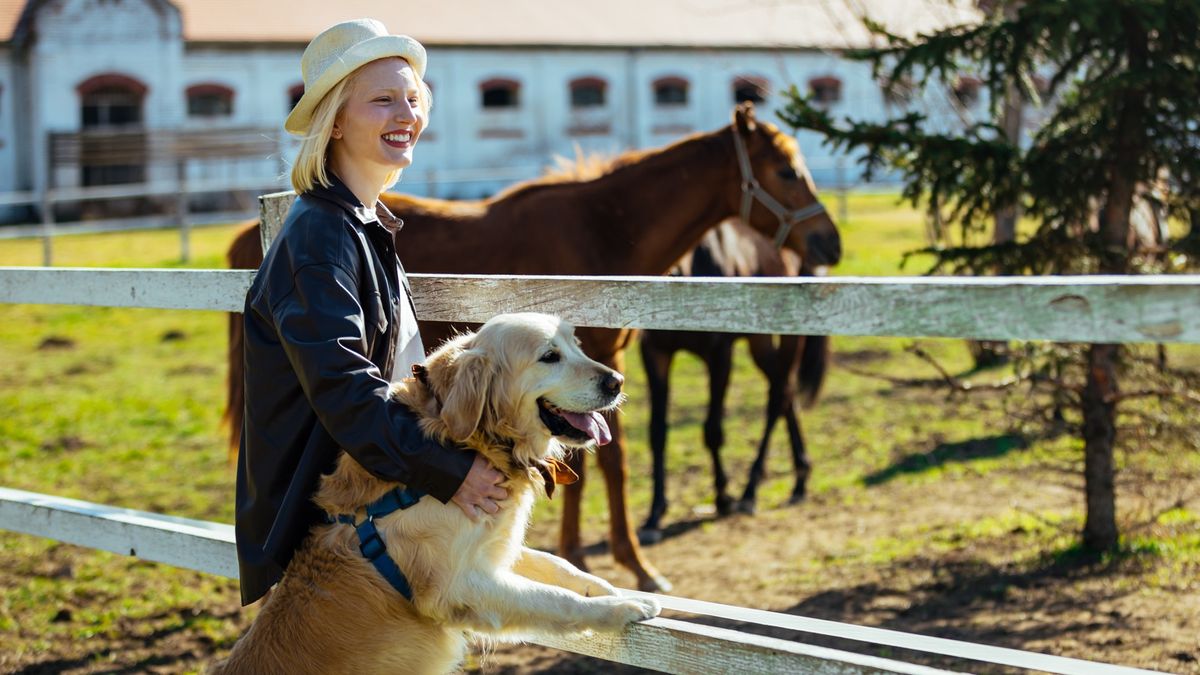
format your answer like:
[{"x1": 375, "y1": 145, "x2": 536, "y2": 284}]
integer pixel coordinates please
[{"x1": 593, "y1": 596, "x2": 660, "y2": 629}]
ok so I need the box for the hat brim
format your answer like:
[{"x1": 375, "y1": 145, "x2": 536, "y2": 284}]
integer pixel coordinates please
[{"x1": 284, "y1": 34, "x2": 427, "y2": 135}]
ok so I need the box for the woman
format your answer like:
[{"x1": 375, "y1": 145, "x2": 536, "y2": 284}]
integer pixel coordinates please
[{"x1": 235, "y1": 19, "x2": 507, "y2": 606}]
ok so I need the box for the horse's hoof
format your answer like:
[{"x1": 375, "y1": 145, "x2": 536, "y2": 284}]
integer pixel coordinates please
[
  {"x1": 715, "y1": 495, "x2": 735, "y2": 517},
  {"x1": 638, "y1": 527, "x2": 664, "y2": 545},
  {"x1": 735, "y1": 499, "x2": 757, "y2": 515},
  {"x1": 639, "y1": 573, "x2": 673, "y2": 593},
  {"x1": 787, "y1": 491, "x2": 807, "y2": 505}
]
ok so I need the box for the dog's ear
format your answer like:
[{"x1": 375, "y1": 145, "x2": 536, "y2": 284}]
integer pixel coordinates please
[{"x1": 440, "y1": 348, "x2": 493, "y2": 441}]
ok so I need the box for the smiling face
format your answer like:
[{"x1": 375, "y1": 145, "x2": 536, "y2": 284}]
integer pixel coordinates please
[
  {"x1": 329, "y1": 57, "x2": 426, "y2": 183},
  {"x1": 429, "y1": 313, "x2": 624, "y2": 469}
]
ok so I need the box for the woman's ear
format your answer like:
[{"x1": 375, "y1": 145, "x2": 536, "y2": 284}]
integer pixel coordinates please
[{"x1": 440, "y1": 349, "x2": 492, "y2": 441}]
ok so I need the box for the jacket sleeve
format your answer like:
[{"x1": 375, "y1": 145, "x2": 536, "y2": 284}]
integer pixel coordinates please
[{"x1": 269, "y1": 259, "x2": 473, "y2": 503}]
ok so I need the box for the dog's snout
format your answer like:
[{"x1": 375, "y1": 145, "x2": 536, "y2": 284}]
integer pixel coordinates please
[{"x1": 600, "y1": 371, "x2": 624, "y2": 396}]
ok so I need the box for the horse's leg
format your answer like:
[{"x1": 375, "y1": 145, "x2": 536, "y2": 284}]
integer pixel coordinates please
[
  {"x1": 704, "y1": 338, "x2": 735, "y2": 516},
  {"x1": 638, "y1": 337, "x2": 674, "y2": 544},
  {"x1": 598, "y1": 409, "x2": 672, "y2": 592},
  {"x1": 782, "y1": 391, "x2": 811, "y2": 505},
  {"x1": 737, "y1": 335, "x2": 796, "y2": 515},
  {"x1": 561, "y1": 354, "x2": 671, "y2": 593}
]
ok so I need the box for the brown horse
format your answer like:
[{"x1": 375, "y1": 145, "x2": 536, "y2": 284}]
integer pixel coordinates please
[
  {"x1": 225, "y1": 103, "x2": 841, "y2": 592},
  {"x1": 637, "y1": 219, "x2": 830, "y2": 543}
]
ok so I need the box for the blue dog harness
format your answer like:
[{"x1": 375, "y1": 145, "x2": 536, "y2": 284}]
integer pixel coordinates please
[{"x1": 328, "y1": 485, "x2": 426, "y2": 600}]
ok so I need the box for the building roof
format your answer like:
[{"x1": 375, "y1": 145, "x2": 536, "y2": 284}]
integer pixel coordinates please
[{"x1": 2, "y1": 0, "x2": 979, "y2": 49}]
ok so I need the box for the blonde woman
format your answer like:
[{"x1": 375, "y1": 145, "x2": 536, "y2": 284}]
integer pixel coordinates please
[{"x1": 235, "y1": 19, "x2": 506, "y2": 606}]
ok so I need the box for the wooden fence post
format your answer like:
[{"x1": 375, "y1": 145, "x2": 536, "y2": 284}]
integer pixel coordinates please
[{"x1": 258, "y1": 191, "x2": 295, "y2": 253}]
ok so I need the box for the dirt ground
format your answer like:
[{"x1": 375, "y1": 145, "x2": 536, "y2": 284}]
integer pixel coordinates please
[
  {"x1": 3, "y1": 344, "x2": 1198, "y2": 674},
  {"x1": 464, "y1": 469, "x2": 1200, "y2": 674},
  {"x1": 5, "y1": 459, "x2": 1196, "y2": 674}
]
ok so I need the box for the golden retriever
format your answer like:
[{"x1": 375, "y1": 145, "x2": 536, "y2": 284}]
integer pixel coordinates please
[{"x1": 212, "y1": 313, "x2": 661, "y2": 674}]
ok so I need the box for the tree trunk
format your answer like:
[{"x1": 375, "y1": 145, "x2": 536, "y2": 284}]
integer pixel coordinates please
[
  {"x1": 1079, "y1": 15, "x2": 1148, "y2": 552},
  {"x1": 1081, "y1": 343, "x2": 1119, "y2": 550}
]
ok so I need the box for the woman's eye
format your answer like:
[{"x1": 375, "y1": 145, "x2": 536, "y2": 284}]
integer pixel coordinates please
[
  {"x1": 375, "y1": 97, "x2": 392, "y2": 104},
  {"x1": 408, "y1": 97, "x2": 421, "y2": 105},
  {"x1": 539, "y1": 351, "x2": 560, "y2": 364},
  {"x1": 777, "y1": 168, "x2": 798, "y2": 180}
]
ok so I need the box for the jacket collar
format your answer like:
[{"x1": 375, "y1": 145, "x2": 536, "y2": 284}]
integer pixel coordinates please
[{"x1": 307, "y1": 173, "x2": 405, "y2": 231}]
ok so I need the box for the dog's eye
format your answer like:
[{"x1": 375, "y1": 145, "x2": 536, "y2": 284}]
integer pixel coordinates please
[{"x1": 539, "y1": 350, "x2": 560, "y2": 364}]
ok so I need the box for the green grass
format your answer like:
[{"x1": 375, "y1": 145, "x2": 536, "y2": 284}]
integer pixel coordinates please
[{"x1": 0, "y1": 197, "x2": 1197, "y2": 672}]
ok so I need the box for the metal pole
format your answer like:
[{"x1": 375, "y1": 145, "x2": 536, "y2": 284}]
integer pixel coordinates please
[
  {"x1": 39, "y1": 188, "x2": 55, "y2": 267},
  {"x1": 177, "y1": 159, "x2": 190, "y2": 264}
]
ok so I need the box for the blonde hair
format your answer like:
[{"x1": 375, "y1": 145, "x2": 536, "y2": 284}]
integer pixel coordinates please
[{"x1": 290, "y1": 63, "x2": 433, "y2": 195}]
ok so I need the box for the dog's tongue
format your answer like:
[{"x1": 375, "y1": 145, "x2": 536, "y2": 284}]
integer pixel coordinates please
[{"x1": 558, "y1": 410, "x2": 612, "y2": 446}]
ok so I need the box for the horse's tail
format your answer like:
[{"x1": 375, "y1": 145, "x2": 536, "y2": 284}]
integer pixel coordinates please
[
  {"x1": 224, "y1": 220, "x2": 265, "y2": 464},
  {"x1": 797, "y1": 334, "x2": 829, "y2": 409}
]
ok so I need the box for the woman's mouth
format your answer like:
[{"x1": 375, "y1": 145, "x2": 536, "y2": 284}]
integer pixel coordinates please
[{"x1": 382, "y1": 131, "x2": 413, "y2": 148}]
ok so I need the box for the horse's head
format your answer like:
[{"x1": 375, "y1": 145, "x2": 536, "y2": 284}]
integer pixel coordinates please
[{"x1": 728, "y1": 102, "x2": 841, "y2": 267}]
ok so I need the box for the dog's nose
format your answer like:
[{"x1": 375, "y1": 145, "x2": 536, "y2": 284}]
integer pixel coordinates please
[{"x1": 601, "y1": 372, "x2": 624, "y2": 396}]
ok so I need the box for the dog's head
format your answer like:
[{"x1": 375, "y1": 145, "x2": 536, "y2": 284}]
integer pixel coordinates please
[{"x1": 416, "y1": 313, "x2": 623, "y2": 483}]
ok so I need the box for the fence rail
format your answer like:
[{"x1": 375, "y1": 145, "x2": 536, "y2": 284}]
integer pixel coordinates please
[{"x1": 0, "y1": 267, "x2": 1197, "y2": 343}]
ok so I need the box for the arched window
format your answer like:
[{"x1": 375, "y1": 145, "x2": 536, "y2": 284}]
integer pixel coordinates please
[
  {"x1": 288, "y1": 83, "x2": 305, "y2": 111},
  {"x1": 653, "y1": 76, "x2": 689, "y2": 106},
  {"x1": 808, "y1": 76, "x2": 842, "y2": 105},
  {"x1": 732, "y1": 76, "x2": 768, "y2": 104},
  {"x1": 186, "y1": 83, "x2": 234, "y2": 118},
  {"x1": 77, "y1": 73, "x2": 147, "y2": 128},
  {"x1": 569, "y1": 77, "x2": 606, "y2": 108},
  {"x1": 953, "y1": 76, "x2": 982, "y2": 108},
  {"x1": 480, "y1": 78, "x2": 520, "y2": 109}
]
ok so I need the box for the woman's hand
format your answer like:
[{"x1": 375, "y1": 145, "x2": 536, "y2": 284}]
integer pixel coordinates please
[{"x1": 451, "y1": 454, "x2": 508, "y2": 521}]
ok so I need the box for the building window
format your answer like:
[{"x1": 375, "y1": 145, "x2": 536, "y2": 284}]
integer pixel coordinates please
[
  {"x1": 480, "y1": 78, "x2": 520, "y2": 109},
  {"x1": 653, "y1": 76, "x2": 689, "y2": 106},
  {"x1": 77, "y1": 73, "x2": 146, "y2": 128},
  {"x1": 808, "y1": 76, "x2": 842, "y2": 105},
  {"x1": 569, "y1": 77, "x2": 606, "y2": 108},
  {"x1": 288, "y1": 83, "x2": 305, "y2": 111},
  {"x1": 953, "y1": 76, "x2": 982, "y2": 108},
  {"x1": 186, "y1": 83, "x2": 234, "y2": 118},
  {"x1": 733, "y1": 76, "x2": 768, "y2": 104}
]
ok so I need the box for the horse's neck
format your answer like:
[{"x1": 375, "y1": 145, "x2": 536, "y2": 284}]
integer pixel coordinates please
[{"x1": 587, "y1": 130, "x2": 738, "y2": 273}]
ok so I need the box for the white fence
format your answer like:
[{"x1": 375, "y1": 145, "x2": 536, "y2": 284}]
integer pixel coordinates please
[{"x1": 0, "y1": 258, "x2": 1194, "y2": 673}]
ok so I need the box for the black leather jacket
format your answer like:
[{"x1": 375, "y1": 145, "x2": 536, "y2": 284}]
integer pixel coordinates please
[{"x1": 235, "y1": 175, "x2": 473, "y2": 605}]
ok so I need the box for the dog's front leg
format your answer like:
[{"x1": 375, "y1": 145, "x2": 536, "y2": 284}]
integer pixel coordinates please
[
  {"x1": 454, "y1": 570, "x2": 658, "y2": 636},
  {"x1": 514, "y1": 547, "x2": 619, "y2": 598}
]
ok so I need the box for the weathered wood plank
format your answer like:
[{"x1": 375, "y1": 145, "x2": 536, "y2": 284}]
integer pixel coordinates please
[
  {"x1": 627, "y1": 592, "x2": 1164, "y2": 675},
  {"x1": 0, "y1": 267, "x2": 254, "y2": 312},
  {"x1": 258, "y1": 190, "x2": 293, "y2": 253},
  {"x1": 1, "y1": 267, "x2": 1197, "y2": 343},
  {"x1": 0, "y1": 487, "x2": 961, "y2": 675},
  {"x1": 410, "y1": 273, "x2": 1200, "y2": 343},
  {"x1": 0, "y1": 487, "x2": 238, "y2": 579},
  {"x1": 535, "y1": 617, "x2": 956, "y2": 675}
]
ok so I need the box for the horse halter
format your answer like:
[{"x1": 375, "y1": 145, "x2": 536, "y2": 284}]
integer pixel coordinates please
[{"x1": 730, "y1": 125, "x2": 827, "y2": 249}]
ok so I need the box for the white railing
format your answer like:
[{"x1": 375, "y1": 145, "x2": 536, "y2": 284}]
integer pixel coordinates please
[{"x1": 0, "y1": 264, "x2": 1191, "y2": 674}]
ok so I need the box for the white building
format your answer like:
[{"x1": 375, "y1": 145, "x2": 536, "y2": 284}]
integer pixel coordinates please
[{"x1": 0, "y1": 0, "x2": 979, "y2": 222}]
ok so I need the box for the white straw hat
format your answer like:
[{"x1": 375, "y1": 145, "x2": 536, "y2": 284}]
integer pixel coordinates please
[{"x1": 285, "y1": 18, "x2": 427, "y2": 135}]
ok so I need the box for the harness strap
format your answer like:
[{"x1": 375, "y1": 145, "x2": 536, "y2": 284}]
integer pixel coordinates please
[
  {"x1": 329, "y1": 485, "x2": 426, "y2": 601},
  {"x1": 730, "y1": 126, "x2": 828, "y2": 249}
]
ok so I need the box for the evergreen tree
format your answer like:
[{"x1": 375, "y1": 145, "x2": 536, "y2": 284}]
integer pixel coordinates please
[{"x1": 781, "y1": 0, "x2": 1200, "y2": 550}]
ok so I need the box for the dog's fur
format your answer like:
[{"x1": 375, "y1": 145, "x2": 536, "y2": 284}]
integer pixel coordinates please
[{"x1": 211, "y1": 313, "x2": 660, "y2": 675}]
